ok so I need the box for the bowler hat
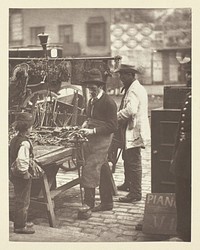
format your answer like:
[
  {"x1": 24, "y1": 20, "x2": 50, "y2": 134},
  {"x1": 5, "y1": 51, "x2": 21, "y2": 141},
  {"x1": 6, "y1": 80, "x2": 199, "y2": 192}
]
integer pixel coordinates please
[
  {"x1": 16, "y1": 112, "x2": 34, "y2": 125},
  {"x1": 114, "y1": 64, "x2": 140, "y2": 74},
  {"x1": 81, "y1": 68, "x2": 106, "y2": 85}
]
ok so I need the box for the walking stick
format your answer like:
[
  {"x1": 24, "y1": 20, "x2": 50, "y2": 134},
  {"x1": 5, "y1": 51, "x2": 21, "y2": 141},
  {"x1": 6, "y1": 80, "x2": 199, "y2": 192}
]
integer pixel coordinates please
[{"x1": 78, "y1": 166, "x2": 84, "y2": 205}]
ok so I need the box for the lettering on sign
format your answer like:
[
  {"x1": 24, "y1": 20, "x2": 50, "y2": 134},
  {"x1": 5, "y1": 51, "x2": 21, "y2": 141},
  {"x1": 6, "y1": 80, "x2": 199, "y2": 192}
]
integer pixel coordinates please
[{"x1": 142, "y1": 193, "x2": 177, "y2": 235}]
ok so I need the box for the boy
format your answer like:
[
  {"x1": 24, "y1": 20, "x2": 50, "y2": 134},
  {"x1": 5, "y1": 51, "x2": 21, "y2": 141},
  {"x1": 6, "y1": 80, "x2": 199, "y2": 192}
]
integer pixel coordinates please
[{"x1": 9, "y1": 112, "x2": 35, "y2": 234}]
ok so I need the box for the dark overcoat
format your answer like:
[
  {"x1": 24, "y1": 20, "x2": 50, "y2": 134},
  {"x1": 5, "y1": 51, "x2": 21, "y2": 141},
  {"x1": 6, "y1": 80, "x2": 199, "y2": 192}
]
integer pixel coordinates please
[{"x1": 170, "y1": 92, "x2": 191, "y2": 180}]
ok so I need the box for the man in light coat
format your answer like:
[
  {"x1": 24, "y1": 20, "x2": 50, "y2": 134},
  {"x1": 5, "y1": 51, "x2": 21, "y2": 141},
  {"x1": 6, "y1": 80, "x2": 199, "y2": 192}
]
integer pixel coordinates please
[{"x1": 115, "y1": 64, "x2": 150, "y2": 202}]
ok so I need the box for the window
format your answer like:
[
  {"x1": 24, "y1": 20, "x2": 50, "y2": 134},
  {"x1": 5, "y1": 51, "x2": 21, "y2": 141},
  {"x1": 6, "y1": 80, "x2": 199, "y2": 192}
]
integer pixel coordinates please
[
  {"x1": 10, "y1": 12, "x2": 23, "y2": 42},
  {"x1": 87, "y1": 16, "x2": 106, "y2": 46},
  {"x1": 153, "y1": 52, "x2": 163, "y2": 83},
  {"x1": 59, "y1": 25, "x2": 73, "y2": 44},
  {"x1": 30, "y1": 27, "x2": 45, "y2": 45}
]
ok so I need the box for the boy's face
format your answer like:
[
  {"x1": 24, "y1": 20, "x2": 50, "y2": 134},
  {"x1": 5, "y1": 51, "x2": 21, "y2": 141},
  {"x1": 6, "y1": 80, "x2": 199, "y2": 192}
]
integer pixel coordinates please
[{"x1": 27, "y1": 126, "x2": 33, "y2": 135}]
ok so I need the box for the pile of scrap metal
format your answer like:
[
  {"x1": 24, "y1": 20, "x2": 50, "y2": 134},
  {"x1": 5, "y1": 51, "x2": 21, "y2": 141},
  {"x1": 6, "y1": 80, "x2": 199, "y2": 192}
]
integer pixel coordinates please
[
  {"x1": 30, "y1": 126, "x2": 88, "y2": 146},
  {"x1": 9, "y1": 126, "x2": 88, "y2": 147}
]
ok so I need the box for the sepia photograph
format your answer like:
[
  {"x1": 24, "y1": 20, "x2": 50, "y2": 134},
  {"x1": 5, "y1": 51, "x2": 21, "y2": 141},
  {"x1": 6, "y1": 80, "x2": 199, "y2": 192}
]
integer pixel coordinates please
[{"x1": 2, "y1": 2, "x2": 198, "y2": 248}]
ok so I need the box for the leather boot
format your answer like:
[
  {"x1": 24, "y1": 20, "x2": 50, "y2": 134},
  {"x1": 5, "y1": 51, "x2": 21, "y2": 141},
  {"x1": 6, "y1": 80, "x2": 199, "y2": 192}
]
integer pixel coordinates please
[
  {"x1": 77, "y1": 204, "x2": 92, "y2": 220},
  {"x1": 119, "y1": 170, "x2": 142, "y2": 203},
  {"x1": 83, "y1": 188, "x2": 95, "y2": 209},
  {"x1": 117, "y1": 182, "x2": 130, "y2": 191}
]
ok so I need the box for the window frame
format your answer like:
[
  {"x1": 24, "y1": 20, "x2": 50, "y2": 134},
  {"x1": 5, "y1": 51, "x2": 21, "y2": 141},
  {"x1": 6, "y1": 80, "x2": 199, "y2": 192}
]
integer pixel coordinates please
[
  {"x1": 58, "y1": 24, "x2": 73, "y2": 44},
  {"x1": 87, "y1": 17, "x2": 106, "y2": 47},
  {"x1": 9, "y1": 11, "x2": 23, "y2": 43}
]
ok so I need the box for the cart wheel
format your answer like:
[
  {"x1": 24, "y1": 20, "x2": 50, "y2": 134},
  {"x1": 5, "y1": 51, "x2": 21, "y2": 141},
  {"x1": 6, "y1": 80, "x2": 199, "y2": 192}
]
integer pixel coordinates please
[
  {"x1": 57, "y1": 84, "x2": 84, "y2": 109},
  {"x1": 22, "y1": 89, "x2": 58, "y2": 127},
  {"x1": 22, "y1": 89, "x2": 58, "y2": 108}
]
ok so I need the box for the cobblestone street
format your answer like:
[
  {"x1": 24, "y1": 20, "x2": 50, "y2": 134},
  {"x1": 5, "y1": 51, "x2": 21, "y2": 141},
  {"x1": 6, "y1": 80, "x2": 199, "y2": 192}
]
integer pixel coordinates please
[
  {"x1": 55, "y1": 145, "x2": 151, "y2": 242},
  {"x1": 9, "y1": 143, "x2": 171, "y2": 242}
]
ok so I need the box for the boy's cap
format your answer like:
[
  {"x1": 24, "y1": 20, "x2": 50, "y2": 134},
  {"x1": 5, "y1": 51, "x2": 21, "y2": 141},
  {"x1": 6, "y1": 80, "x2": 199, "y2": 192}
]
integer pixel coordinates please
[{"x1": 16, "y1": 112, "x2": 34, "y2": 125}]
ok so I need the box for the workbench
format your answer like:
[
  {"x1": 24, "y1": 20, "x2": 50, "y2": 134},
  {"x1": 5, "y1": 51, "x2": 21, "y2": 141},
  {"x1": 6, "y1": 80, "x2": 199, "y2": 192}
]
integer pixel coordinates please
[{"x1": 31, "y1": 145, "x2": 80, "y2": 228}]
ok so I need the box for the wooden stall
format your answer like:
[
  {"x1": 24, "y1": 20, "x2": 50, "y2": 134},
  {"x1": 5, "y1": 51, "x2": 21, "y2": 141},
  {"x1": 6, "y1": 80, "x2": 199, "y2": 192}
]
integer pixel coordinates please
[{"x1": 9, "y1": 56, "x2": 121, "y2": 227}]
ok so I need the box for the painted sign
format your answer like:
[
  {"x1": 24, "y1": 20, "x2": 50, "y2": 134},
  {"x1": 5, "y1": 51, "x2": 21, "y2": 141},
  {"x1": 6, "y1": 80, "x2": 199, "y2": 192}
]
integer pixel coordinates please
[{"x1": 142, "y1": 193, "x2": 177, "y2": 235}]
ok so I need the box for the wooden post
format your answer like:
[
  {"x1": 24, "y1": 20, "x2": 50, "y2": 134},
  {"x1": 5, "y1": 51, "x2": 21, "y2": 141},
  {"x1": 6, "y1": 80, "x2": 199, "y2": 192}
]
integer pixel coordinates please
[{"x1": 40, "y1": 174, "x2": 57, "y2": 228}]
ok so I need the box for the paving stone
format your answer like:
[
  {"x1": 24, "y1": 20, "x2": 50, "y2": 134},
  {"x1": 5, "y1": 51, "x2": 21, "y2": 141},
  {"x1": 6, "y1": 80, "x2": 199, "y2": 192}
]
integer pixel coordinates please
[
  {"x1": 109, "y1": 227, "x2": 124, "y2": 235},
  {"x1": 77, "y1": 234, "x2": 100, "y2": 242},
  {"x1": 115, "y1": 212, "x2": 133, "y2": 217},
  {"x1": 87, "y1": 217, "x2": 104, "y2": 223},
  {"x1": 77, "y1": 222, "x2": 94, "y2": 228},
  {"x1": 116, "y1": 215, "x2": 136, "y2": 221},
  {"x1": 58, "y1": 217, "x2": 75, "y2": 223},
  {"x1": 82, "y1": 227, "x2": 102, "y2": 236},
  {"x1": 98, "y1": 231, "x2": 121, "y2": 241},
  {"x1": 113, "y1": 207, "x2": 129, "y2": 212},
  {"x1": 90, "y1": 213, "x2": 102, "y2": 218},
  {"x1": 99, "y1": 210, "x2": 115, "y2": 215},
  {"x1": 93, "y1": 225, "x2": 109, "y2": 231},
  {"x1": 115, "y1": 235, "x2": 133, "y2": 241},
  {"x1": 122, "y1": 230, "x2": 136, "y2": 236},
  {"x1": 104, "y1": 219, "x2": 118, "y2": 224},
  {"x1": 61, "y1": 221, "x2": 80, "y2": 227},
  {"x1": 128, "y1": 209, "x2": 144, "y2": 215},
  {"x1": 106, "y1": 223, "x2": 121, "y2": 228},
  {"x1": 63, "y1": 225, "x2": 82, "y2": 233},
  {"x1": 87, "y1": 221, "x2": 105, "y2": 226},
  {"x1": 99, "y1": 213, "x2": 116, "y2": 219},
  {"x1": 117, "y1": 219, "x2": 137, "y2": 226},
  {"x1": 120, "y1": 224, "x2": 138, "y2": 231}
]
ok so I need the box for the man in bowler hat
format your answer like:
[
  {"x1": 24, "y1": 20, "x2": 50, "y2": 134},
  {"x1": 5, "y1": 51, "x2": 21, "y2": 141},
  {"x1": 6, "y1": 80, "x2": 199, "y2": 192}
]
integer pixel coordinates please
[{"x1": 78, "y1": 68, "x2": 118, "y2": 219}]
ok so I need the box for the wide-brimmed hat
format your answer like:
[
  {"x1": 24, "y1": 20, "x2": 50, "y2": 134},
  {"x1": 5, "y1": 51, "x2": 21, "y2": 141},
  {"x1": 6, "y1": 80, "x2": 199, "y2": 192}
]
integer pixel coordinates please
[
  {"x1": 16, "y1": 112, "x2": 34, "y2": 125},
  {"x1": 114, "y1": 64, "x2": 140, "y2": 74},
  {"x1": 81, "y1": 68, "x2": 106, "y2": 85}
]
